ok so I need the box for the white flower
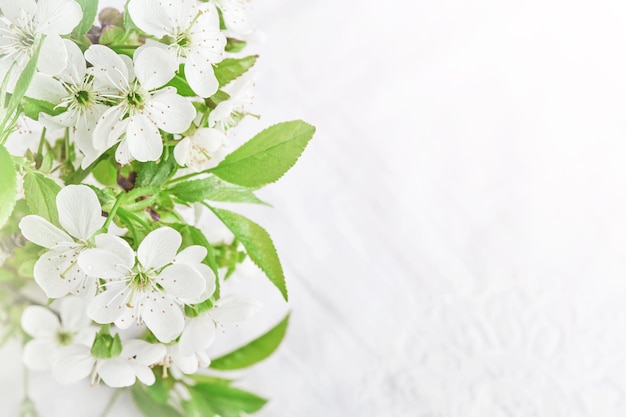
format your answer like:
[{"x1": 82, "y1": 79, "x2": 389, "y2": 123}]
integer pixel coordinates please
[
  {"x1": 26, "y1": 40, "x2": 108, "y2": 168},
  {"x1": 210, "y1": 0, "x2": 254, "y2": 37},
  {"x1": 86, "y1": 45, "x2": 196, "y2": 164},
  {"x1": 209, "y1": 71, "x2": 256, "y2": 131},
  {"x1": 19, "y1": 185, "x2": 105, "y2": 298},
  {"x1": 178, "y1": 296, "x2": 261, "y2": 360},
  {"x1": 52, "y1": 339, "x2": 166, "y2": 387},
  {"x1": 173, "y1": 127, "x2": 227, "y2": 171},
  {"x1": 21, "y1": 297, "x2": 95, "y2": 371},
  {"x1": 162, "y1": 343, "x2": 206, "y2": 378},
  {"x1": 128, "y1": 0, "x2": 226, "y2": 97},
  {"x1": 79, "y1": 227, "x2": 211, "y2": 343},
  {"x1": 0, "y1": 0, "x2": 83, "y2": 78}
]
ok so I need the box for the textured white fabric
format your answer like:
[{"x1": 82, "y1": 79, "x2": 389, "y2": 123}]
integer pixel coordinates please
[{"x1": 4, "y1": 0, "x2": 626, "y2": 415}]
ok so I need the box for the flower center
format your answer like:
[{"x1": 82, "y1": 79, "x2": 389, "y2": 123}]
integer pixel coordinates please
[
  {"x1": 124, "y1": 83, "x2": 148, "y2": 114},
  {"x1": 75, "y1": 90, "x2": 91, "y2": 106},
  {"x1": 59, "y1": 80, "x2": 100, "y2": 112},
  {"x1": 176, "y1": 32, "x2": 192, "y2": 50},
  {"x1": 0, "y1": 20, "x2": 39, "y2": 57},
  {"x1": 127, "y1": 90, "x2": 143, "y2": 107},
  {"x1": 131, "y1": 271, "x2": 152, "y2": 291},
  {"x1": 56, "y1": 330, "x2": 73, "y2": 346},
  {"x1": 17, "y1": 29, "x2": 37, "y2": 49}
]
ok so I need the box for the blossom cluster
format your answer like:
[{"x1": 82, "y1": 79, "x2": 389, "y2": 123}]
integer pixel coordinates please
[{"x1": 0, "y1": 0, "x2": 313, "y2": 414}]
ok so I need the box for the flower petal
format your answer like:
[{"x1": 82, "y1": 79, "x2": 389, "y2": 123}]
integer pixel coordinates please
[
  {"x1": 146, "y1": 90, "x2": 195, "y2": 134},
  {"x1": 52, "y1": 345, "x2": 94, "y2": 384},
  {"x1": 133, "y1": 365, "x2": 156, "y2": 385},
  {"x1": 179, "y1": 315, "x2": 215, "y2": 356},
  {"x1": 174, "y1": 245, "x2": 207, "y2": 265},
  {"x1": 134, "y1": 46, "x2": 177, "y2": 91},
  {"x1": 123, "y1": 339, "x2": 166, "y2": 366},
  {"x1": 197, "y1": 263, "x2": 216, "y2": 301},
  {"x1": 33, "y1": 249, "x2": 84, "y2": 298},
  {"x1": 38, "y1": 34, "x2": 68, "y2": 76},
  {"x1": 88, "y1": 287, "x2": 131, "y2": 324},
  {"x1": 171, "y1": 347, "x2": 199, "y2": 374},
  {"x1": 115, "y1": 135, "x2": 134, "y2": 165},
  {"x1": 127, "y1": 0, "x2": 172, "y2": 38},
  {"x1": 85, "y1": 45, "x2": 130, "y2": 91},
  {"x1": 137, "y1": 227, "x2": 181, "y2": 269},
  {"x1": 184, "y1": 58, "x2": 218, "y2": 98},
  {"x1": 59, "y1": 296, "x2": 90, "y2": 333},
  {"x1": 19, "y1": 215, "x2": 72, "y2": 249},
  {"x1": 26, "y1": 73, "x2": 66, "y2": 103},
  {"x1": 75, "y1": 104, "x2": 108, "y2": 165},
  {"x1": 57, "y1": 39, "x2": 86, "y2": 85},
  {"x1": 141, "y1": 294, "x2": 184, "y2": 343},
  {"x1": 193, "y1": 128, "x2": 226, "y2": 153},
  {"x1": 57, "y1": 185, "x2": 105, "y2": 241},
  {"x1": 79, "y1": 248, "x2": 131, "y2": 280},
  {"x1": 21, "y1": 305, "x2": 59, "y2": 338},
  {"x1": 0, "y1": 0, "x2": 36, "y2": 23},
  {"x1": 98, "y1": 359, "x2": 136, "y2": 388},
  {"x1": 173, "y1": 137, "x2": 191, "y2": 166},
  {"x1": 93, "y1": 105, "x2": 126, "y2": 152},
  {"x1": 95, "y1": 234, "x2": 135, "y2": 268},
  {"x1": 35, "y1": 0, "x2": 83, "y2": 35},
  {"x1": 126, "y1": 114, "x2": 163, "y2": 162},
  {"x1": 23, "y1": 339, "x2": 57, "y2": 370},
  {"x1": 157, "y1": 263, "x2": 205, "y2": 302},
  {"x1": 160, "y1": 0, "x2": 197, "y2": 28},
  {"x1": 210, "y1": 296, "x2": 262, "y2": 324}
]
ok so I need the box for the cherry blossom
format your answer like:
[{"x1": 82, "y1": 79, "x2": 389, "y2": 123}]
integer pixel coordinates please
[
  {"x1": 19, "y1": 185, "x2": 105, "y2": 298},
  {"x1": 86, "y1": 45, "x2": 196, "y2": 164},
  {"x1": 128, "y1": 0, "x2": 226, "y2": 97},
  {"x1": 52, "y1": 339, "x2": 166, "y2": 387},
  {"x1": 0, "y1": 0, "x2": 82, "y2": 79},
  {"x1": 174, "y1": 127, "x2": 227, "y2": 171},
  {"x1": 21, "y1": 297, "x2": 95, "y2": 371},
  {"x1": 79, "y1": 227, "x2": 209, "y2": 343}
]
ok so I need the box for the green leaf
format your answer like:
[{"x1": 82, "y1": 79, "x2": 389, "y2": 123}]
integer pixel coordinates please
[
  {"x1": 92, "y1": 159, "x2": 118, "y2": 186},
  {"x1": 21, "y1": 97, "x2": 64, "y2": 121},
  {"x1": 209, "y1": 207, "x2": 287, "y2": 301},
  {"x1": 135, "y1": 155, "x2": 177, "y2": 187},
  {"x1": 23, "y1": 171, "x2": 61, "y2": 226},
  {"x1": 99, "y1": 26, "x2": 125, "y2": 45},
  {"x1": 123, "y1": 0, "x2": 139, "y2": 31},
  {"x1": 1, "y1": 40, "x2": 42, "y2": 137},
  {"x1": 187, "y1": 383, "x2": 267, "y2": 417},
  {"x1": 225, "y1": 38, "x2": 247, "y2": 53},
  {"x1": 0, "y1": 146, "x2": 17, "y2": 229},
  {"x1": 214, "y1": 55, "x2": 257, "y2": 87},
  {"x1": 146, "y1": 375, "x2": 171, "y2": 404},
  {"x1": 188, "y1": 374, "x2": 233, "y2": 386},
  {"x1": 167, "y1": 67, "x2": 195, "y2": 97},
  {"x1": 132, "y1": 385, "x2": 182, "y2": 417},
  {"x1": 169, "y1": 176, "x2": 267, "y2": 205},
  {"x1": 210, "y1": 120, "x2": 315, "y2": 188},
  {"x1": 211, "y1": 314, "x2": 290, "y2": 370},
  {"x1": 73, "y1": 0, "x2": 99, "y2": 37}
]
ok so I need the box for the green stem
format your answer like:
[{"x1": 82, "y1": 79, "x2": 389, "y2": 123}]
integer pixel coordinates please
[
  {"x1": 98, "y1": 389, "x2": 123, "y2": 417},
  {"x1": 103, "y1": 194, "x2": 126, "y2": 231},
  {"x1": 167, "y1": 169, "x2": 212, "y2": 185},
  {"x1": 35, "y1": 127, "x2": 46, "y2": 167}
]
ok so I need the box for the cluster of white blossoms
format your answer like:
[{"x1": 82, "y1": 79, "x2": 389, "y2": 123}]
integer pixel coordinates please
[
  {"x1": 0, "y1": 0, "x2": 314, "y2": 412},
  {"x1": 1, "y1": 0, "x2": 263, "y2": 389}
]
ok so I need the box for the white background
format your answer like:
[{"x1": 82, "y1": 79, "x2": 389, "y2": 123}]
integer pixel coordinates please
[{"x1": 5, "y1": 0, "x2": 626, "y2": 415}]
